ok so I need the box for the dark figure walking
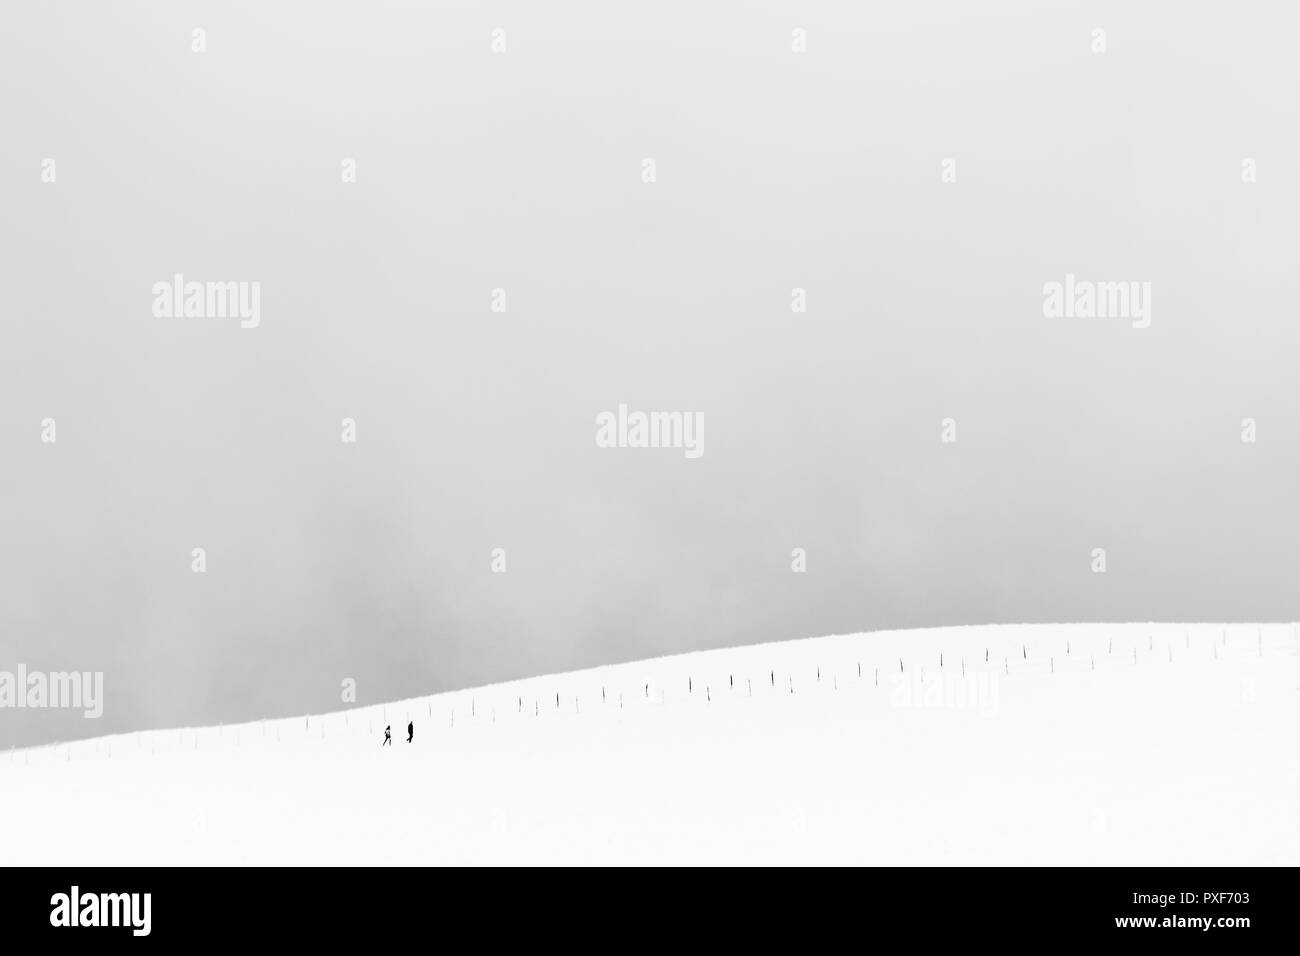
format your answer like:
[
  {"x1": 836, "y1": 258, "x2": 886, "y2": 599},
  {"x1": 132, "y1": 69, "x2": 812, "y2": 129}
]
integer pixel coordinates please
[
  {"x1": 406, "y1": 721, "x2": 414, "y2": 744},
  {"x1": 382, "y1": 725, "x2": 392, "y2": 746}
]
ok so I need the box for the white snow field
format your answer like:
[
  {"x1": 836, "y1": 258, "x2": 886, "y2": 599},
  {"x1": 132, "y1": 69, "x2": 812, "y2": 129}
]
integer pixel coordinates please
[{"x1": 3, "y1": 623, "x2": 1298, "y2": 866}]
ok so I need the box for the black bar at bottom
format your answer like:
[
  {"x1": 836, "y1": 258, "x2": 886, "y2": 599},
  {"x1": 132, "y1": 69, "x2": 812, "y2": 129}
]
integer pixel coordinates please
[{"x1": 0, "y1": 866, "x2": 1289, "y2": 944}]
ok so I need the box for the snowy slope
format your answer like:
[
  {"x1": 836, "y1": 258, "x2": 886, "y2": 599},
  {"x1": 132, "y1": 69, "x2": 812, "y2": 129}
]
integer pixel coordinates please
[{"x1": 3, "y1": 623, "x2": 1298, "y2": 865}]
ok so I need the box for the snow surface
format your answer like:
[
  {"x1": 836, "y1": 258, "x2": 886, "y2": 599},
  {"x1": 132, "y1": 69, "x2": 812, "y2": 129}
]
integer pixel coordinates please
[{"x1": 3, "y1": 623, "x2": 1297, "y2": 865}]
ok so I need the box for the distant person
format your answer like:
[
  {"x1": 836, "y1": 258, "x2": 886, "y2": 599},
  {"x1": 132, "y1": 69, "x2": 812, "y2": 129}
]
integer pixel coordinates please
[
  {"x1": 382, "y1": 725, "x2": 392, "y2": 747},
  {"x1": 406, "y1": 721, "x2": 413, "y2": 744}
]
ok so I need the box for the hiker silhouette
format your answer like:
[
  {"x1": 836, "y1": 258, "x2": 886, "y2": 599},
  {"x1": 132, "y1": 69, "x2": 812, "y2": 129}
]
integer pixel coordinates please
[
  {"x1": 382, "y1": 725, "x2": 392, "y2": 747},
  {"x1": 406, "y1": 721, "x2": 413, "y2": 744}
]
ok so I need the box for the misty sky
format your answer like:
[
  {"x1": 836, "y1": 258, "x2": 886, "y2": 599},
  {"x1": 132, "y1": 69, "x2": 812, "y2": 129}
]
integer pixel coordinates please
[{"x1": 3, "y1": 0, "x2": 1298, "y2": 749}]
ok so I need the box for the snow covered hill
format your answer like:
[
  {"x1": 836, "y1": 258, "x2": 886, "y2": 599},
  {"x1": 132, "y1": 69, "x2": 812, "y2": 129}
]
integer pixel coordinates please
[{"x1": 3, "y1": 623, "x2": 1297, "y2": 865}]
